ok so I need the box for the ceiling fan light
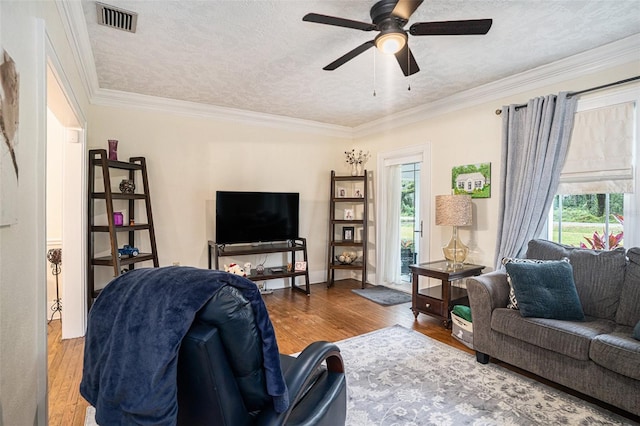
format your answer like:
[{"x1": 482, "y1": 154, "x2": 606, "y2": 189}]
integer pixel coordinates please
[{"x1": 375, "y1": 31, "x2": 407, "y2": 54}]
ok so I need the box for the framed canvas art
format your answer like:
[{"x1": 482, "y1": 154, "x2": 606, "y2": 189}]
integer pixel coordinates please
[{"x1": 452, "y1": 162, "x2": 491, "y2": 198}]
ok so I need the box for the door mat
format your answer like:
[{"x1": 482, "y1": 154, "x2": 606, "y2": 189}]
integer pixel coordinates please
[{"x1": 352, "y1": 285, "x2": 411, "y2": 306}]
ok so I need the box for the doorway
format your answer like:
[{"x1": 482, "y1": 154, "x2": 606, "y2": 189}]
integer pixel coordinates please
[
  {"x1": 376, "y1": 144, "x2": 430, "y2": 290},
  {"x1": 46, "y1": 46, "x2": 87, "y2": 340}
]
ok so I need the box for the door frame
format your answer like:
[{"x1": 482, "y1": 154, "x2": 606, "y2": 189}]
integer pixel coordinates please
[
  {"x1": 46, "y1": 30, "x2": 88, "y2": 339},
  {"x1": 375, "y1": 143, "x2": 431, "y2": 284}
]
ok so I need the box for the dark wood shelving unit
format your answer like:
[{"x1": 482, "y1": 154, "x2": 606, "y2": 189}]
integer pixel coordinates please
[
  {"x1": 87, "y1": 149, "x2": 159, "y2": 309},
  {"x1": 208, "y1": 238, "x2": 310, "y2": 295},
  {"x1": 327, "y1": 170, "x2": 369, "y2": 288}
]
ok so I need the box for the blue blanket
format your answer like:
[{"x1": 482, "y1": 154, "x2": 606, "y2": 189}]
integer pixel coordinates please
[{"x1": 80, "y1": 267, "x2": 288, "y2": 425}]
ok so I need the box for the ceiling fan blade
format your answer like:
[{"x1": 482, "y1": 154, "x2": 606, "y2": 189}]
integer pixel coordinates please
[
  {"x1": 391, "y1": 0, "x2": 424, "y2": 21},
  {"x1": 303, "y1": 13, "x2": 377, "y2": 31},
  {"x1": 323, "y1": 40, "x2": 375, "y2": 71},
  {"x1": 394, "y1": 44, "x2": 420, "y2": 76},
  {"x1": 410, "y1": 19, "x2": 493, "y2": 36}
]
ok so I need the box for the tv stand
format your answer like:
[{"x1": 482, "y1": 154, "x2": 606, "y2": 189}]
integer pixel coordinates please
[{"x1": 208, "y1": 238, "x2": 310, "y2": 295}]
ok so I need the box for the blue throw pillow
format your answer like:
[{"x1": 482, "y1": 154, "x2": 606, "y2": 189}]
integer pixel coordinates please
[
  {"x1": 634, "y1": 321, "x2": 640, "y2": 341},
  {"x1": 502, "y1": 257, "x2": 570, "y2": 310},
  {"x1": 504, "y1": 260, "x2": 585, "y2": 321}
]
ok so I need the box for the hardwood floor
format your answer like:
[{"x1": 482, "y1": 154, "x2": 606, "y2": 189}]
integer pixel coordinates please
[
  {"x1": 47, "y1": 314, "x2": 88, "y2": 426},
  {"x1": 46, "y1": 279, "x2": 637, "y2": 424}
]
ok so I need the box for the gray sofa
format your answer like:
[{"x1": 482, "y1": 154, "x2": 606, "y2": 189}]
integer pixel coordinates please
[{"x1": 467, "y1": 239, "x2": 640, "y2": 416}]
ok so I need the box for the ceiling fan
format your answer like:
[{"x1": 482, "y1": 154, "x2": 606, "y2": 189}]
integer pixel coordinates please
[{"x1": 303, "y1": 0, "x2": 492, "y2": 77}]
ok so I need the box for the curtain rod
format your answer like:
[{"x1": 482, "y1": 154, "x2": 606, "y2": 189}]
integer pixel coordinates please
[{"x1": 494, "y1": 75, "x2": 640, "y2": 115}]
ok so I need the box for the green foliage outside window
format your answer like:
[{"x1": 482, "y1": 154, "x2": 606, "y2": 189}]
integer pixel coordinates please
[
  {"x1": 553, "y1": 194, "x2": 623, "y2": 222},
  {"x1": 401, "y1": 180, "x2": 415, "y2": 216},
  {"x1": 552, "y1": 194, "x2": 624, "y2": 248}
]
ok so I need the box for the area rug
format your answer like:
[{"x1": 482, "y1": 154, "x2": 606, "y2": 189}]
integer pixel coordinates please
[
  {"x1": 339, "y1": 325, "x2": 633, "y2": 425},
  {"x1": 85, "y1": 325, "x2": 634, "y2": 425},
  {"x1": 352, "y1": 285, "x2": 411, "y2": 306}
]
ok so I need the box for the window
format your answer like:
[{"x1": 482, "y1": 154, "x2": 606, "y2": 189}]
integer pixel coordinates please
[
  {"x1": 545, "y1": 85, "x2": 639, "y2": 248},
  {"x1": 550, "y1": 194, "x2": 624, "y2": 249}
]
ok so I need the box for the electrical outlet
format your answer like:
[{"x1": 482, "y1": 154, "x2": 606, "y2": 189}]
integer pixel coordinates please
[{"x1": 172, "y1": 261, "x2": 180, "y2": 266}]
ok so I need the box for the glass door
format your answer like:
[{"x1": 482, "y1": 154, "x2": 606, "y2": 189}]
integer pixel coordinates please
[
  {"x1": 376, "y1": 144, "x2": 430, "y2": 289},
  {"x1": 401, "y1": 163, "x2": 421, "y2": 282}
]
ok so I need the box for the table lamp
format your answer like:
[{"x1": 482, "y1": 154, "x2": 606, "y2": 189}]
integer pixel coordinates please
[{"x1": 435, "y1": 195, "x2": 472, "y2": 266}]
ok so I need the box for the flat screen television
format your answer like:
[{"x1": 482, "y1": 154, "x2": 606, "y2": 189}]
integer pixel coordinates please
[{"x1": 216, "y1": 191, "x2": 299, "y2": 244}]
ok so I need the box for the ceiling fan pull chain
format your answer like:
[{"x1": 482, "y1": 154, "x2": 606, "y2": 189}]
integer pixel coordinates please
[
  {"x1": 373, "y1": 48, "x2": 377, "y2": 97},
  {"x1": 407, "y1": 50, "x2": 411, "y2": 91}
]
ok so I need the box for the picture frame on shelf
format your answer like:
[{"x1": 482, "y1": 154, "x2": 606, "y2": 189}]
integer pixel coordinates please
[
  {"x1": 336, "y1": 187, "x2": 347, "y2": 198},
  {"x1": 294, "y1": 261, "x2": 307, "y2": 271},
  {"x1": 344, "y1": 209, "x2": 354, "y2": 220},
  {"x1": 342, "y1": 226, "x2": 355, "y2": 241},
  {"x1": 353, "y1": 188, "x2": 363, "y2": 198}
]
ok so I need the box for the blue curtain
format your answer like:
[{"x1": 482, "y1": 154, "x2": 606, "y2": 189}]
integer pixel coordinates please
[{"x1": 494, "y1": 92, "x2": 577, "y2": 269}]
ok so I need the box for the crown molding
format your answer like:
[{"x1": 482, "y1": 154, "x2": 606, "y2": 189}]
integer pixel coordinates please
[
  {"x1": 55, "y1": 0, "x2": 100, "y2": 103},
  {"x1": 57, "y1": 0, "x2": 639, "y2": 140},
  {"x1": 353, "y1": 33, "x2": 640, "y2": 138},
  {"x1": 91, "y1": 88, "x2": 354, "y2": 138}
]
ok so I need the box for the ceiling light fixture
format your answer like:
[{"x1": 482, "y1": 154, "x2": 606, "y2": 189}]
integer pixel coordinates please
[{"x1": 374, "y1": 30, "x2": 407, "y2": 54}]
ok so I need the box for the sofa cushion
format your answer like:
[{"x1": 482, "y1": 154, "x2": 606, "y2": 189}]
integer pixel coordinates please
[
  {"x1": 635, "y1": 321, "x2": 640, "y2": 341},
  {"x1": 504, "y1": 260, "x2": 585, "y2": 321},
  {"x1": 590, "y1": 326, "x2": 640, "y2": 381},
  {"x1": 526, "y1": 239, "x2": 626, "y2": 320},
  {"x1": 616, "y1": 247, "x2": 640, "y2": 326},
  {"x1": 491, "y1": 308, "x2": 615, "y2": 360}
]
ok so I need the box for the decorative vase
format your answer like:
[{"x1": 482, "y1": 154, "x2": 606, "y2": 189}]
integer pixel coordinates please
[
  {"x1": 357, "y1": 163, "x2": 363, "y2": 176},
  {"x1": 351, "y1": 163, "x2": 358, "y2": 176},
  {"x1": 108, "y1": 139, "x2": 118, "y2": 161},
  {"x1": 119, "y1": 179, "x2": 135, "y2": 194},
  {"x1": 113, "y1": 212, "x2": 124, "y2": 226}
]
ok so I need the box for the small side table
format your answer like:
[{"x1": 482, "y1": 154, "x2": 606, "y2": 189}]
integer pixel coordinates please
[{"x1": 409, "y1": 261, "x2": 484, "y2": 328}]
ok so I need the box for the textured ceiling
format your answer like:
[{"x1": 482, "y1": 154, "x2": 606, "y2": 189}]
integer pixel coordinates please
[{"x1": 79, "y1": 1, "x2": 640, "y2": 128}]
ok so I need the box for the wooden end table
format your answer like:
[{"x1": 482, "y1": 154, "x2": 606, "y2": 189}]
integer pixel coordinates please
[{"x1": 409, "y1": 261, "x2": 484, "y2": 328}]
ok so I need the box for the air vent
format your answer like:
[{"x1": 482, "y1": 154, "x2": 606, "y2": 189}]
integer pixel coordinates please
[{"x1": 96, "y1": 2, "x2": 137, "y2": 33}]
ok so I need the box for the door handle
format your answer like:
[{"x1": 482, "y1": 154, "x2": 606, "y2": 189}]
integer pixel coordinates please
[{"x1": 414, "y1": 220, "x2": 423, "y2": 238}]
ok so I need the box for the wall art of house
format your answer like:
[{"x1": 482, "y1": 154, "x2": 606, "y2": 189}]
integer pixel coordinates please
[{"x1": 456, "y1": 172, "x2": 487, "y2": 193}]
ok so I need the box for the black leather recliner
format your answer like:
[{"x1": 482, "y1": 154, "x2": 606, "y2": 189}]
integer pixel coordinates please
[{"x1": 176, "y1": 285, "x2": 347, "y2": 426}]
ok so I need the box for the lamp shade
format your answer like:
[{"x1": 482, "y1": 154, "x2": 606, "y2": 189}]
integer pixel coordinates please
[{"x1": 435, "y1": 195, "x2": 472, "y2": 226}]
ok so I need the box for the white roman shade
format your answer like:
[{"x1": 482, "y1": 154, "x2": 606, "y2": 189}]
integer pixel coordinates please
[{"x1": 558, "y1": 101, "x2": 635, "y2": 194}]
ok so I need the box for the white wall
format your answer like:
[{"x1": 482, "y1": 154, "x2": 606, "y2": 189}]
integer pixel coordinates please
[
  {"x1": 85, "y1": 61, "x2": 640, "y2": 293},
  {"x1": 87, "y1": 105, "x2": 352, "y2": 290},
  {"x1": 356, "y1": 62, "x2": 640, "y2": 273},
  {"x1": 0, "y1": 3, "x2": 46, "y2": 424},
  {"x1": 0, "y1": 1, "x2": 90, "y2": 424}
]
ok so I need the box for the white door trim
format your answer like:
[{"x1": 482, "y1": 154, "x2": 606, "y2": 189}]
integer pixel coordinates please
[
  {"x1": 375, "y1": 143, "x2": 431, "y2": 284},
  {"x1": 46, "y1": 30, "x2": 88, "y2": 339}
]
